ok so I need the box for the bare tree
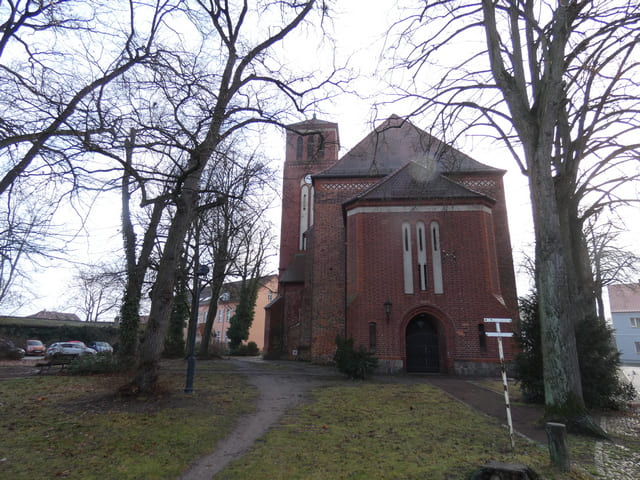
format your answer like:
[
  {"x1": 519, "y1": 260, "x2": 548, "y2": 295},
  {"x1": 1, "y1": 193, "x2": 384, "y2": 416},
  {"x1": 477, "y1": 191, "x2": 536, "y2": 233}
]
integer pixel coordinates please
[
  {"x1": 108, "y1": 0, "x2": 338, "y2": 393},
  {"x1": 586, "y1": 216, "x2": 640, "y2": 321},
  {"x1": 196, "y1": 147, "x2": 276, "y2": 355},
  {"x1": 389, "y1": 0, "x2": 640, "y2": 426},
  {"x1": 68, "y1": 263, "x2": 124, "y2": 322},
  {"x1": 0, "y1": 182, "x2": 60, "y2": 307},
  {"x1": 0, "y1": 0, "x2": 175, "y2": 194}
]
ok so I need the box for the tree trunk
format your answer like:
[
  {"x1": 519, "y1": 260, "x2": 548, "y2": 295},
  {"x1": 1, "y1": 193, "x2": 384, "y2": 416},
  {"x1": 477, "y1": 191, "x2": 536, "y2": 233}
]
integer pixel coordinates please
[
  {"x1": 132, "y1": 175, "x2": 200, "y2": 392},
  {"x1": 198, "y1": 261, "x2": 227, "y2": 356},
  {"x1": 529, "y1": 151, "x2": 584, "y2": 415}
]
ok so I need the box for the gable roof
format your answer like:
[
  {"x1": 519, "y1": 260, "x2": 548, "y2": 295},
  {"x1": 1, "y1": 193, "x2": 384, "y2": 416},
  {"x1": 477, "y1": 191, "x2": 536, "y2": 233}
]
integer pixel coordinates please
[
  {"x1": 350, "y1": 161, "x2": 494, "y2": 204},
  {"x1": 28, "y1": 310, "x2": 82, "y2": 322},
  {"x1": 319, "y1": 115, "x2": 501, "y2": 178},
  {"x1": 608, "y1": 283, "x2": 640, "y2": 313}
]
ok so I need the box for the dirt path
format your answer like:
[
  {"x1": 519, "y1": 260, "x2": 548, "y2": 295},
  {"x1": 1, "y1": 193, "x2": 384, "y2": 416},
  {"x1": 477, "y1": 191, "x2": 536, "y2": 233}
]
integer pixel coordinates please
[{"x1": 179, "y1": 358, "x2": 341, "y2": 480}]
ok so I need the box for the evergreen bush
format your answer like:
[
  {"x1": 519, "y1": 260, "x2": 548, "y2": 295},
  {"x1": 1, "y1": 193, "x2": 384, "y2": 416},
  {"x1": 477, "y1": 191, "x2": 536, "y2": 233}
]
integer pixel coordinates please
[
  {"x1": 67, "y1": 352, "x2": 121, "y2": 374},
  {"x1": 514, "y1": 293, "x2": 636, "y2": 409},
  {"x1": 334, "y1": 335, "x2": 378, "y2": 380}
]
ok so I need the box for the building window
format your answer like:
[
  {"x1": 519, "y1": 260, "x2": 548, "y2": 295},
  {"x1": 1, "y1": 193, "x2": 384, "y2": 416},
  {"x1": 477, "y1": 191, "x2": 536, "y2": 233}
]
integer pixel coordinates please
[
  {"x1": 635, "y1": 342, "x2": 640, "y2": 354},
  {"x1": 402, "y1": 222, "x2": 414, "y2": 294},
  {"x1": 307, "y1": 134, "x2": 315, "y2": 160},
  {"x1": 268, "y1": 291, "x2": 274, "y2": 301},
  {"x1": 478, "y1": 323, "x2": 487, "y2": 352},
  {"x1": 416, "y1": 221, "x2": 427, "y2": 291},
  {"x1": 317, "y1": 134, "x2": 325, "y2": 159},
  {"x1": 299, "y1": 185, "x2": 310, "y2": 250},
  {"x1": 430, "y1": 221, "x2": 443, "y2": 294},
  {"x1": 226, "y1": 308, "x2": 233, "y2": 321},
  {"x1": 309, "y1": 186, "x2": 315, "y2": 227},
  {"x1": 218, "y1": 310, "x2": 223, "y2": 322},
  {"x1": 369, "y1": 322, "x2": 376, "y2": 352},
  {"x1": 630, "y1": 317, "x2": 640, "y2": 328},
  {"x1": 296, "y1": 136, "x2": 303, "y2": 160}
]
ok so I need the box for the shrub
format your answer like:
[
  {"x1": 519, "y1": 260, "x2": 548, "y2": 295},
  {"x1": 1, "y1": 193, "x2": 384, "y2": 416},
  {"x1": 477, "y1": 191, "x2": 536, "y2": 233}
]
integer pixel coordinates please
[
  {"x1": 246, "y1": 341, "x2": 259, "y2": 356},
  {"x1": 230, "y1": 341, "x2": 260, "y2": 356},
  {"x1": 333, "y1": 335, "x2": 378, "y2": 380},
  {"x1": 67, "y1": 352, "x2": 122, "y2": 374},
  {"x1": 514, "y1": 292, "x2": 636, "y2": 409}
]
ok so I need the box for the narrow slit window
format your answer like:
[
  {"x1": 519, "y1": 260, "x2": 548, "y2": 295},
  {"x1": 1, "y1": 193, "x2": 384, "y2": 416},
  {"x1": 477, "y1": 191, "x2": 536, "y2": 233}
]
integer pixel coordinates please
[
  {"x1": 317, "y1": 134, "x2": 325, "y2": 159},
  {"x1": 416, "y1": 222, "x2": 427, "y2": 291},
  {"x1": 369, "y1": 322, "x2": 376, "y2": 352},
  {"x1": 478, "y1": 324, "x2": 487, "y2": 352},
  {"x1": 296, "y1": 136, "x2": 303, "y2": 160},
  {"x1": 299, "y1": 185, "x2": 309, "y2": 250},
  {"x1": 430, "y1": 221, "x2": 443, "y2": 294},
  {"x1": 402, "y1": 222, "x2": 414, "y2": 294},
  {"x1": 307, "y1": 135, "x2": 315, "y2": 160}
]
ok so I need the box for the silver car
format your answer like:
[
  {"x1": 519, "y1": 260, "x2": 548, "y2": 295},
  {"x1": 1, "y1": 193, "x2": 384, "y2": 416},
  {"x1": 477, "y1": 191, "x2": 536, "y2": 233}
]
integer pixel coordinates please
[
  {"x1": 45, "y1": 341, "x2": 97, "y2": 359},
  {"x1": 88, "y1": 341, "x2": 113, "y2": 354}
]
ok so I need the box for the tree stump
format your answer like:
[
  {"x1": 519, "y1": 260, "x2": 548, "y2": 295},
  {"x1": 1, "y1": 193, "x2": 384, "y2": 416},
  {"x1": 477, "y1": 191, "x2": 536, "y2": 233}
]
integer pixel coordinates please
[
  {"x1": 546, "y1": 422, "x2": 570, "y2": 472},
  {"x1": 468, "y1": 461, "x2": 539, "y2": 479}
]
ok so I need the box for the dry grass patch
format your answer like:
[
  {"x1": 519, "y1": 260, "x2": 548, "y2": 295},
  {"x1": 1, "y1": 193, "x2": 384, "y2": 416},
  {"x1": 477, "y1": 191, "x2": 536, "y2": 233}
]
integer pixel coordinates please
[{"x1": 0, "y1": 359, "x2": 255, "y2": 480}]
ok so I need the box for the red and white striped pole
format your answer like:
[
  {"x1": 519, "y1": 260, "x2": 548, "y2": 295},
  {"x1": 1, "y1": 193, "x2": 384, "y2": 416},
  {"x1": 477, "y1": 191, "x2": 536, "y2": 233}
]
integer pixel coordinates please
[{"x1": 484, "y1": 318, "x2": 515, "y2": 451}]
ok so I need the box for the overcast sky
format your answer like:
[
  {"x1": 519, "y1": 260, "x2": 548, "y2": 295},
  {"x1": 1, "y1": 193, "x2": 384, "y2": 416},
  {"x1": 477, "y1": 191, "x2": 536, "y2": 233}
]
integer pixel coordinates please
[{"x1": 9, "y1": 1, "x2": 638, "y2": 319}]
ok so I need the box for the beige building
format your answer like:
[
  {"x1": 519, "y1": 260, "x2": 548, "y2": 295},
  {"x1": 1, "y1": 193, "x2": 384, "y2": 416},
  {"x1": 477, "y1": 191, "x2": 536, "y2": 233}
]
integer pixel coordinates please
[{"x1": 197, "y1": 275, "x2": 277, "y2": 351}]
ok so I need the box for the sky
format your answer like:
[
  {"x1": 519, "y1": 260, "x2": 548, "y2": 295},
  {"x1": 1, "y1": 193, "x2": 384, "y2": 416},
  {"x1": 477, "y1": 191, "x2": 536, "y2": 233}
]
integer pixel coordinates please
[{"x1": 7, "y1": 0, "x2": 638, "y2": 319}]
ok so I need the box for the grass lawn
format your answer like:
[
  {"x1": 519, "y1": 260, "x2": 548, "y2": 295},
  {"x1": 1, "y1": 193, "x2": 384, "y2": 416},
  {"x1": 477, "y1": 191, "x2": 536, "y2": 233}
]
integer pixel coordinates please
[
  {"x1": 1, "y1": 359, "x2": 638, "y2": 479},
  {"x1": 0, "y1": 359, "x2": 255, "y2": 480},
  {"x1": 216, "y1": 383, "x2": 598, "y2": 480}
]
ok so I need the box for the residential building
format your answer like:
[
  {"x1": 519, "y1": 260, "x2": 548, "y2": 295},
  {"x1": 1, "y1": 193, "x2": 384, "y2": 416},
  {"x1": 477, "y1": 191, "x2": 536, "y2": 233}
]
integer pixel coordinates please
[
  {"x1": 608, "y1": 282, "x2": 640, "y2": 365},
  {"x1": 197, "y1": 275, "x2": 278, "y2": 350},
  {"x1": 265, "y1": 115, "x2": 518, "y2": 374}
]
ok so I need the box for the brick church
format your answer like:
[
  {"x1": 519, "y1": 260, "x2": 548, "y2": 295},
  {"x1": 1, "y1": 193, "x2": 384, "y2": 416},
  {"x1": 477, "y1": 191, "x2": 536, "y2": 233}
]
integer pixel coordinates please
[{"x1": 264, "y1": 115, "x2": 518, "y2": 374}]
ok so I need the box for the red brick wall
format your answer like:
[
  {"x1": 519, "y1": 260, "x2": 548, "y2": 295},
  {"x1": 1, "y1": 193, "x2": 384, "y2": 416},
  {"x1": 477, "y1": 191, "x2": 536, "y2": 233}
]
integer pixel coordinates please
[
  {"x1": 343, "y1": 196, "x2": 517, "y2": 369},
  {"x1": 310, "y1": 178, "x2": 378, "y2": 360},
  {"x1": 279, "y1": 120, "x2": 339, "y2": 274}
]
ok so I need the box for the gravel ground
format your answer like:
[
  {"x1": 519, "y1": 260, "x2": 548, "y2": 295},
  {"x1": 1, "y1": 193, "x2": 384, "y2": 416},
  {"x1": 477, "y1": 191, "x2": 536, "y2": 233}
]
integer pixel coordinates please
[{"x1": 596, "y1": 411, "x2": 640, "y2": 480}]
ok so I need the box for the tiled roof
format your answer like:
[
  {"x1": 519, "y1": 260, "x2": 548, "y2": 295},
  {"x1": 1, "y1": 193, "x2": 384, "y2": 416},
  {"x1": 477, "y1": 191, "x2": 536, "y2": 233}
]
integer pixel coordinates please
[
  {"x1": 608, "y1": 283, "x2": 640, "y2": 312},
  {"x1": 351, "y1": 161, "x2": 493, "y2": 203},
  {"x1": 28, "y1": 310, "x2": 82, "y2": 322},
  {"x1": 319, "y1": 115, "x2": 501, "y2": 178}
]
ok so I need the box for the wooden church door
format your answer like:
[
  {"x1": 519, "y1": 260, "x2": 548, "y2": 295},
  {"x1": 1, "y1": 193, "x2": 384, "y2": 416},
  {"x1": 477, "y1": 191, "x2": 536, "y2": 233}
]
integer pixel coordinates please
[{"x1": 406, "y1": 315, "x2": 440, "y2": 372}]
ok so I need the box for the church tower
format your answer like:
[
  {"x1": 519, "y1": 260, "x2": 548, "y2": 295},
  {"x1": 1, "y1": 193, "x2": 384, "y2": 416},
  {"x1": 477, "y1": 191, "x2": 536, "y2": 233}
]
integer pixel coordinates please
[{"x1": 279, "y1": 117, "x2": 339, "y2": 274}]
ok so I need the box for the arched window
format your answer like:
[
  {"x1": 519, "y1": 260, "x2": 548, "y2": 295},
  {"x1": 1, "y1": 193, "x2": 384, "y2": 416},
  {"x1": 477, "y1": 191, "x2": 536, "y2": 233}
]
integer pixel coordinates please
[
  {"x1": 317, "y1": 134, "x2": 325, "y2": 160},
  {"x1": 299, "y1": 185, "x2": 309, "y2": 249},
  {"x1": 307, "y1": 134, "x2": 315, "y2": 160},
  {"x1": 430, "y1": 221, "x2": 443, "y2": 294},
  {"x1": 416, "y1": 222, "x2": 428, "y2": 291},
  {"x1": 296, "y1": 136, "x2": 303, "y2": 160},
  {"x1": 402, "y1": 222, "x2": 414, "y2": 294},
  {"x1": 309, "y1": 186, "x2": 315, "y2": 226}
]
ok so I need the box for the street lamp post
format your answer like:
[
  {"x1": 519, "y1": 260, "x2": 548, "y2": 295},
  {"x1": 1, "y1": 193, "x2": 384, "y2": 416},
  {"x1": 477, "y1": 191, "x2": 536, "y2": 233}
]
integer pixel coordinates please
[{"x1": 184, "y1": 264, "x2": 209, "y2": 393}]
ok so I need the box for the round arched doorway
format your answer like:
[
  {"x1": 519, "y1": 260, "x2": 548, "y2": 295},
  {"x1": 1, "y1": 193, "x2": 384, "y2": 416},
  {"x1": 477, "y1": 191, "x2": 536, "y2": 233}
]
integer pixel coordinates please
[{"x1": 406, "y1": 314, "x2": 441, "y2": 372}]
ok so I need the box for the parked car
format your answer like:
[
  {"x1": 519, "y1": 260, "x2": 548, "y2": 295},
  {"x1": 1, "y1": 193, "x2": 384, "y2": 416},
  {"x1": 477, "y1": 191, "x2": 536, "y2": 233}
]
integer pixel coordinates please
[
  {"x1": 0, "y1": 337, "x2": 26, "y2": 359},
  {"x1": 45, "y1": 342, "x2": 97, "y2": 360},
  {"x1": 88, "y1": 341, "x2": 113, "y2": 354},
  {"x1": 25, "y1": 339, "x2": 46, "y2": 356}
]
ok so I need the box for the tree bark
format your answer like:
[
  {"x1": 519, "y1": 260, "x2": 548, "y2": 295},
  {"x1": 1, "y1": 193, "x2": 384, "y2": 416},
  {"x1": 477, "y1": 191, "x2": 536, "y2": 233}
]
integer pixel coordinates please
[{"x1": 133, "y1": 175, "x2": 200, "y2": 391}]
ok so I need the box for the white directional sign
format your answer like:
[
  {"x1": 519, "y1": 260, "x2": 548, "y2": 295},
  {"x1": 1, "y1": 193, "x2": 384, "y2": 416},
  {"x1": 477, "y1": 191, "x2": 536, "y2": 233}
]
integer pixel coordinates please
[{"x1": 484, "y1": 317, "x2": 515, "y2": 450}]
